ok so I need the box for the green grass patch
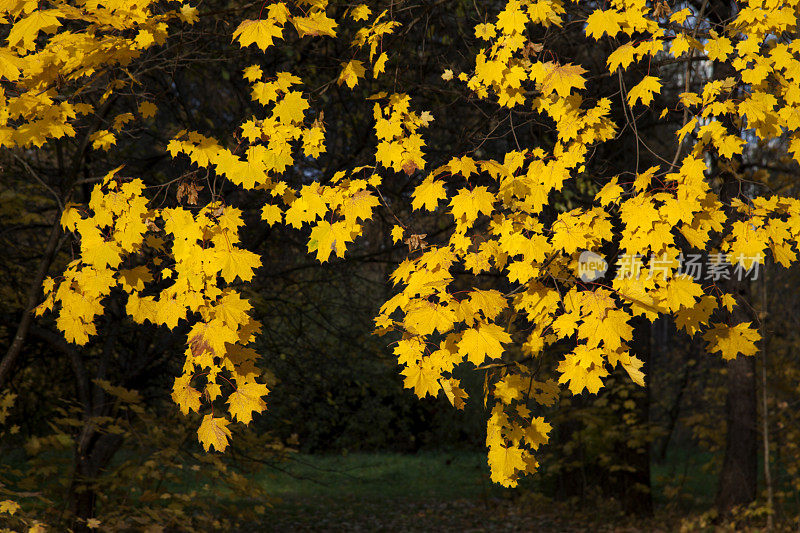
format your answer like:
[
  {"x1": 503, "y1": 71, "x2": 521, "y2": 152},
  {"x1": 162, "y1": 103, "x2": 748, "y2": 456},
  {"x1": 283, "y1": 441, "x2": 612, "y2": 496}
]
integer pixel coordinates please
[
  {"x1": 255, "y1": 451, "x2": 509, "y2": 503},
  {"x1": 651, "y1": 448, "x2": 717, "y2": 510}
]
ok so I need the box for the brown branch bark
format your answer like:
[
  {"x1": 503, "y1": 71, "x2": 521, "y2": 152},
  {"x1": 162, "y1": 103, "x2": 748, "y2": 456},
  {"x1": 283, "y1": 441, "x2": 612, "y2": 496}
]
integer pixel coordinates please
[{"x1": 0, "y1": 217, "x2": 62, "y2": 389}]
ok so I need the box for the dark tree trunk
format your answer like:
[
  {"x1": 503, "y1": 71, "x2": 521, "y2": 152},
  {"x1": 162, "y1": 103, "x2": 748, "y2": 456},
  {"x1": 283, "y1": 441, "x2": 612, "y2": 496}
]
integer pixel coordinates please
[
  {"x1": 69, "y1": 431, "x2": 123, "y2": 532},
  {"x1": 713, "y1": 153, "x2": 759, "y2": 517},
  {"x1": 715, "y1": 354, "x2": 758, "y2": 514},
  {"x1": 610, "y1": 316, "x2": 653, "y2": 516},
  {"x1": 706, "y1": 0, "x2": 759, "y2": 510},
  {"x1": 553, "y1": 407, "x2": 588, "y2": 502}
]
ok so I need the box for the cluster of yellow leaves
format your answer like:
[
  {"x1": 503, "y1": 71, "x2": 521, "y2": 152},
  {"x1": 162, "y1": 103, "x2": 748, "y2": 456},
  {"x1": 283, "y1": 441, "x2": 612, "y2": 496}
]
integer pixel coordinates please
[
  {"x1": 283, "y1": 173, "x2": 381, "y2": 262},
  {"x1": 39, "y1": 169, "x2": 269, "y2": 452},
  {"x1": 586, "y1": 0, "x2": 800, "y2": 376},
  {"x1": 349, "y1": 7, "x2": 400, "y2": 82},
  {"x1": 0, "y1": 0, "x2": 194, "y2": 148},
  {"x1": 32, "y1": 0, "x2": 800, "y2": 490},
  {"x1": 371, "y1": 0, "x2": 800, "y2": 488},
  {"x1": 170, "y1": 71, "x2": 316, "y2": 188},
  {"x1": 599, "y1": 0, "x2": 800, "y2": 159},
  {"x1": 231, "y1": 1, "x2": 338, "y2": 52},
  {"x1": 231, "y1": 1, "x2": 398, "y2": 88},
  {"x1": 0, "y1": 499, "x2": 21, "y2": 516},
  {"x1": 39, "y1": 169, "x2": 150, "y2": 344},
  {"x1": 373, "y1": 92, "x2": 433, "y2": 175}
]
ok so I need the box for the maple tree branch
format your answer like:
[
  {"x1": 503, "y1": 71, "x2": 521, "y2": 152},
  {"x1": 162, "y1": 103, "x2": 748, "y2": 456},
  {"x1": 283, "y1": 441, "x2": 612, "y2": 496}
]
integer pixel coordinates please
[
  {"x1": 9, "y1": 151, "x2": 64, "y2": 212},
  {"x1": 670, "y1": 0, "x2": 710, "y2": 169},
  {"x1": 0, "y1": 217, "x2": 63, "y2": 389}
]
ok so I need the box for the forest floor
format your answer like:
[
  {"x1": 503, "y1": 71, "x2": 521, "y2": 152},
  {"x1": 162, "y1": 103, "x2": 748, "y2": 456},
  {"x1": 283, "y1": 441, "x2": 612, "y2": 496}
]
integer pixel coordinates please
[{"x1": 251, "y1": 452, "x2": 710, "y2": 532}]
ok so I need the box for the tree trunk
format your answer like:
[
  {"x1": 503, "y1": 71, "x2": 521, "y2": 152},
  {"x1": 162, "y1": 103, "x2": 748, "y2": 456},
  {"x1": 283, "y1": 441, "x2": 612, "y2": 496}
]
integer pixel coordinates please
[
  {"x1": 709, "y1": 1, "x2": 759, "y2": 504},
  {"x1": 613, "y1": 316, "x2": 653, "y2": 516},
  {"x1": 715, "y1": 353, "x2": 758, "y2": 515},
  {"x1": 0, "y1": 220, "x2": 61, "y2": 388},
  {"x1": 68, "y1": 430, "x2": 123, "y2": 531}
]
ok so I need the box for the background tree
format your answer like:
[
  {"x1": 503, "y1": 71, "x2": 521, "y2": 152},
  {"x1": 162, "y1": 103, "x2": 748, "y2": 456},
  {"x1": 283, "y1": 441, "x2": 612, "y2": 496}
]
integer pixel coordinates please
[{"x1": 4, "y1": 0, "x2": 800, "y2": 530}]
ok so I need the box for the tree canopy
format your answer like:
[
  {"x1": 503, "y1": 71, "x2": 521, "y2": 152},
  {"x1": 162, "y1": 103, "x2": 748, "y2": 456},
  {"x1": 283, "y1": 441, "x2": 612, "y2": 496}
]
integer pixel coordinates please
[{"x1": 4, "y1": 0, "x2": 800, "y2": 527}]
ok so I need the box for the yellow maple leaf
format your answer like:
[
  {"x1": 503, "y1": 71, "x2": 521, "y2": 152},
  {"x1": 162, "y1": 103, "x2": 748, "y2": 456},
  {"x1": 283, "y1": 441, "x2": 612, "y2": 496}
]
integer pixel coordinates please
[
  {"x1": 496, "y1": 3, "x2": 529, "y2": 35},
  {"x1": 0, "y1": 50, "x2": 21, "y2": 81},
  {"x1": 284, "y1": 185, "x2": 327, "y2": 228},
  {"x1": 118, "y1": 266, "x2": 152, "y2": 293},
  {"x1": 585, "y1": 9, "x2": 623, "y2": 40},
  {"x1": 670, "y1": 8, "x2": 691, "y2": 23},
  {"x1": 373, "y1": 52, "x2": 388, "y2": 77},
  {"x1": 344, "y1": 190, "x2": 380, "y2": 223},
  {"x1": 218, "y1": 247, "x2": 262, "y2": 283},
  {"x1": 400, "y1": 359, "x2": 440, "y2": 398},
  {"x1": 474, "y1": 23, "x2": 496, "y2": 40},
  {"x1": 391, "y1": 225, "x2": 404, "y2": 243},
  {"x1": 197, "y1": 414, "x2": 232, "y2": 452},
  {"x1": 632, "y1": 165, "x2": 657, "y2": 192},
  {"x1": 607, "y1": 42, "x2": 636, "y2": 72},
  {"x1": 704, "y1": 322, "x2": 761, "y2": 360},
  {"x1": 273, "y1": 91, "x2": 309, "y2": 124},
  {"x1": 441, "y1": 378, "x2": 468, "y2": 409},
  {"x1": 338, "y1": 60, "x2": 366, "y2": 88},
  {"x1": 488, "y1": 444, "x2": 526, "y2": 487},
  {"x1": 138, "y1": 101, "x2": 157, "y2": 118},
  {"x1": 307, "y1": 220, "x2": 337, "y2": 262},
  {"x1": 494, "y1": 376, "x2": 524, "y2": 404},
  {"x1": 242, "y1": 64, "x2": 263, "y2": 82},
  {"x1": 720, "y1": 293, "x2": 737, "y2": 312},
  {"x1": 705, "y1": 32, "x2": 733, "y2": 62},
  {"x1": 539, "y1": 62, "x2": 587, "y2": 98},
  {"x1": 596, "y1": 177, "x2": 623, "y2": 205},
  {"x1": 155, "y1": 295, "x2": 186, "y2": 329},
  {"x1": 90, "y1": 129, "x2": 116, "y2": 151},
  {"x1": 214, "y1": 290, "x2": 253, "y2": 328},
  {"x1": 595, "y1": 309, "x2": 633, "y2": 351},
  {"x1": 412, "y1": 176, "x2": 447, "y2": 211},
  {"x1": 467, "y1": 289, "x2": 507, "y2": 321},
  {"x1": 227, "y1": 380, "x2": 269, "y2": 424},
  {"x1": 112, "y1": 112, "x2": 134, "y2": 131},
  {"x1": 405, "y1": 299, "x2": 457, "y2": 336},
  {"x1": 60, "y1": 202, "x2": 83, "y2": 231},
  {"x1": 622, "y1": 355, "x2": 645, "y2": 386},
  {"x1": 627, "y1": 75, "x2": 662, "y2": 106},
  {"x1": 188, "y1": 319, "x2": 238, "y2": 361},
  {"x1": 232, "y1": 19, "x2": 284, "y2": 51},
  {"x1": 449, "y1": 186, "x2": 494, "y2": 223},
  {"x1": 293, "y1": 11, "x2": 338, "y2": 38},
  {"x1": 558, "y1": 351, "x2": 609, "y2": 394},
  {"x1": 180, "y1": 4, "x2": 199, "y2": 23},
  {"x1": 662, "y1": 276, "x2": 704, "y2": 312},
  {"x1": 261, "y1": 203, "x2": 283, "y2": 226},
  {"x1": 0, "y1": 500, "x2": 20, "y2": 515},
  {"x1": 172, "y1": 374, "x2": 202, "y2": 415},
  {"x1": 550, "y1": 215, "x2": 588, "y2": 254},
  {"x1": 458, "y1": 322, "x2": 511, "y2": 365},
  {"x1": 351, "y1": 4, "x2": 371, "y2": 21},
  {"x1": 448, "y1": 156, "x2": 478, "y2": 177},
  {"x1": 7, "y1": 9, "x2": 61, "y2": 51}
]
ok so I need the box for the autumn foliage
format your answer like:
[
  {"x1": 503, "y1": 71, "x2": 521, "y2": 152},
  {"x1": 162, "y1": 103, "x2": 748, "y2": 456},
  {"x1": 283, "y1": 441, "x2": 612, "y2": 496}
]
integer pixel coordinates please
[{"x1": 4, "y1": 0, "x2": 800, "y2": 521}]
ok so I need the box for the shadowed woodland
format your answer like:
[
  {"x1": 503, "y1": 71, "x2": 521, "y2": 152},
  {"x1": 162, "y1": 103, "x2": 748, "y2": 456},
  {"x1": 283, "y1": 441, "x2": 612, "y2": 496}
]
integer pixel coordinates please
[{"x1": 3, "y1": 0, "x2": 800, "y2": 531}]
